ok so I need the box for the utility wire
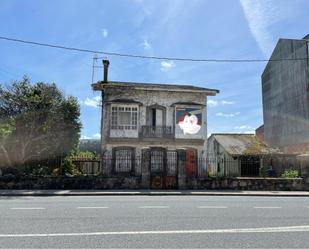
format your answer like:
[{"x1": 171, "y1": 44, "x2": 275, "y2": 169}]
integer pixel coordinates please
[{"x1": 0, "y1": 35, "x2": 308, "y2": 63}]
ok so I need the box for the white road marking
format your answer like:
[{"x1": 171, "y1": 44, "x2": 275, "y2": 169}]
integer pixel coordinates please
[
  {"x1": 253, "y1": 207, "x2": 282, "y2": 209},
  {"x1": 139, "y1": 206, "x2": 169, "y2": 209},
  {"x1": 1, "y1": 225, "x2": 309, "y2": 238},
  {"x1": 76, "y1": 207, "x2": 109, "y2": 209},
  {"x1": 10, "y1": 207, "x2": 45, "y2": 210},
  {"x1": 197, "y1": 206, "x2": 228, "y2": 209}
]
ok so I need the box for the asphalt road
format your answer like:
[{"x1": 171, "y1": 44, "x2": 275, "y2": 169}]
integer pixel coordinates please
[{"x1": 0, "y1": 196, "x2": 309, "y2": 248}]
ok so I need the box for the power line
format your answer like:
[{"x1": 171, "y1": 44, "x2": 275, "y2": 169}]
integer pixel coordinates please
[{"x1": 0, "y1": 35, "x2": 308, "y2": 63}]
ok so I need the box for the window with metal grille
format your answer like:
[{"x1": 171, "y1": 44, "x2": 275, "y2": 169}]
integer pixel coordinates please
[
  {"x1": 114, "y1": 148, "x2": 133, "y2": 173},
  {"x1": 111, "y1": 106, "x2": 138, "y2": 130},
  {"x1": 150, "y1": 150, "x2": 164, "y2": 173},
  {"x1": 166, "y1": 151, "x2": 177, "y2": 176}
]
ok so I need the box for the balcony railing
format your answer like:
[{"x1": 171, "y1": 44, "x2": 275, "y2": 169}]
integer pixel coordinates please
[{"x1": 140, "y1": 125, "x2": 174, "y2": 138}]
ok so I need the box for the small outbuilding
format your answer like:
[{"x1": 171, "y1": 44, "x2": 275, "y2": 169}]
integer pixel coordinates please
[{"x1": 207, "y1": 134, "x2": 279, "y2": 177}]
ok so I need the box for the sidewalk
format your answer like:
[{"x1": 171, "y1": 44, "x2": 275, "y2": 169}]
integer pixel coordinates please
[{"x1": 0, "y1": 189, "x2": 309, "y2": 197}]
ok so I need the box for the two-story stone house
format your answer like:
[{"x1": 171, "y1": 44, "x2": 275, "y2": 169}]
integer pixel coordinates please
[{"x1": 92, "y1": 60, "x2": 219, "y2": 189}]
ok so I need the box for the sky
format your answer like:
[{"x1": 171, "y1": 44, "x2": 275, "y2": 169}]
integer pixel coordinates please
[{"x1": 0, "y1": 0, "x2": 309, "y2": 139}]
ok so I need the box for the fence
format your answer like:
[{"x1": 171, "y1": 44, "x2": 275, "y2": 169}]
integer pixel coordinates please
[
  {"x1": 21, "y1": 154, "x2": 302, "y2": 178},
  {"x1": 207, "y1": 154, "x2": 301, "y2": 178}
]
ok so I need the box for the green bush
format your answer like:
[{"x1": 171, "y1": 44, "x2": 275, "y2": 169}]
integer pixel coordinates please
[
  {"x1": 61, "y1": 157, "x2": 75, "y2": 175},
  {"x1": 75, "y1": 150, "x2": 96, "y2": 158},
  {"x1": 32, "y1": 165, "x2": 51, "y2": 176},
  {"x1": 61, "y1": 156, "x2": 83, "y2": 176},
  {"x1": 281, "y1": 169, "x2": 299, "y2": 178}
]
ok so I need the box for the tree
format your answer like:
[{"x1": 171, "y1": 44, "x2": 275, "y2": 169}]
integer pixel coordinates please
[{"x1": 0, "y1": 76, "x2": 81, "y2": 170}]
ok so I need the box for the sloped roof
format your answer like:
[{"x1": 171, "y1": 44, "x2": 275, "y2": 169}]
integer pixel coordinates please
[
  {"x1": 92, "y1": 81, "x2": 219, "y2": 95},
  {"x1": 211, "y1": 133, "x2": 280, "y2": 155}
]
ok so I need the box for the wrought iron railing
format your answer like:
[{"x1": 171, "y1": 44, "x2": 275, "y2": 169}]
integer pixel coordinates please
[{"x1": 140, "y1": 125, "x2": 174, "y2": 138}]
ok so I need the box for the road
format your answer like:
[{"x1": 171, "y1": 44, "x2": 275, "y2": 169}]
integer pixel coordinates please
[{"x1": 0, "y1": 195, "x2": 308, "y2": 248}]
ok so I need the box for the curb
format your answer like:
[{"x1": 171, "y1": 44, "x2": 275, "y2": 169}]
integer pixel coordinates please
[{"x1": 1, "y1": 190, "x2": 309, "y2": 197}]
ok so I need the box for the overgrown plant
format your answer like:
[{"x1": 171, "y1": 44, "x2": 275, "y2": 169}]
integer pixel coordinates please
[{"x1": 281, "y1": 169, "x2": 300, "y2": 178}]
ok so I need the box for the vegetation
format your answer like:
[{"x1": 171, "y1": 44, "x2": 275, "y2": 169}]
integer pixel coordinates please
[
  {"x1": 0, "y1": 76, "x2": 81, "y2": 173},
  {"x1": 281, "y1": 169, "x2": 300, "y2": 178}
]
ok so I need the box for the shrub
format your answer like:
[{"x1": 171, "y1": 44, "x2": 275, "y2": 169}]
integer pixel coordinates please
[
  {"x1": 75, "y1": 150, "x2": 96, "y2": 158},
  {"x1": 61, "y1": 157, "x2": 75, "y2": 175},
  {"x1": 281, "y1": 169, "x2": 299, "y2": 178},
  {"x1": 31, "y1": 165, "x2": 51, "y2": 176}
]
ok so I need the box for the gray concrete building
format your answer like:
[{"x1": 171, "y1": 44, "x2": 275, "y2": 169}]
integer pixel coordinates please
[
  {"x1": 92, "y1": 60, "x2": 219, "y2": 189},
  {"x1": 262, "y1": 35, "x2": 309, "y2": 154}
]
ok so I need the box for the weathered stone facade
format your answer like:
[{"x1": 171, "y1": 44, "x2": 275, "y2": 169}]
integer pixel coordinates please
[{"x1": 92, "y1": 70, "x2": 219, "y2": 189}]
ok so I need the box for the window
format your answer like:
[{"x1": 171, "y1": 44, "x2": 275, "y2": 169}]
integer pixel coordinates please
[
  {"x1": 111, "y1": 106, "x2": 138, "y2": 130},
  {"x1": 150, "y1": 150, "x2": 164, "y2": 173},
  {"x1": 114, "y1": 148, "x2": 134, "y2": 173}
]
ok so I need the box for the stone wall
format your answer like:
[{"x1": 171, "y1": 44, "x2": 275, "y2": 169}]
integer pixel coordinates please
[
  {"x1": 297, "y1": 154, "x2": 309, "y2": 191},
  {"x1": 0, "y1": 175, "x2": 141, "y2": 190},
  {"x1": 0, "y1": 175, "x2": 305, "y2": 191},
  {"x1": 186, "y1": 177, "x2": 304, "y2": 191}
]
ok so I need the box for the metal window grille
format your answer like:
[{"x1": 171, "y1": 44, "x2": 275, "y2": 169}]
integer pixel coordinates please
[
  {"x1": 115, "y1": 149, "x2": 133, "y2": 173},
  {"x1": 166, "y1": 151, "x2": 177, "y2": 176},
  {"x1": 150, "y1": 150, "x2": 164, "y2": 173}
]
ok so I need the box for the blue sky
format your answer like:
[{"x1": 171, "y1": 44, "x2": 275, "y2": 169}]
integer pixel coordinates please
[{"x1": 0, "y1": 0, "x2": 309, "y2": 139}]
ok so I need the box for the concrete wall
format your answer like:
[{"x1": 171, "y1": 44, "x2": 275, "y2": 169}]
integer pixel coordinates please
[{"x1": 262, "y1": 38, "x2": 309, "y2": 152}]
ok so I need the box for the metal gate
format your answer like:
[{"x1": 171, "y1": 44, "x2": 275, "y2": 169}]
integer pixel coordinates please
[
  {"x1": 185, "y1": 149, "x2": 198, "y2": 177},
  {"x1": 150, "y1": 149, "x2": 178, "y2": 189}
]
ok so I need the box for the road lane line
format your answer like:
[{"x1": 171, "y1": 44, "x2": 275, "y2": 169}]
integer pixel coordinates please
[
  {"x1": 139, "y1": 206, "x2": 169, "y2": 209},
  {"x1": 1, "y1": 225, "x2": 309, "y2": 238},
  {"x1": 10, "y1": 207, "x2": 45, "y2": 210},
  {"x1": 76, "y1": 207, "x2": 109, "y2": 209},
  {"x1": 197, "y1": 206, "x2": 228, "y2": 209},
  {"x1": 253, "y1": 207, "x2": 282, "y2": 209}
]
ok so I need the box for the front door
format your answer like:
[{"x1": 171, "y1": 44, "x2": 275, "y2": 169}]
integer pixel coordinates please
[{"x1": 150, "y1": 149, "x2": 178, "y2": 189}]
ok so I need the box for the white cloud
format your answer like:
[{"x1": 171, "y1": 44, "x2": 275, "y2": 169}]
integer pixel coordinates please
[
  {"x1": 207, "y1": 99, "x2": 235, "y2": 107},
  {"x1": 207, "y1": 100, "x2": 218, "y2": 107},
  {"x1": 93, "y1": 133, "x2": 101, "y2": 139},
  {"x1": 234, "y1": 125, "x2": 254, "y2": 130},
  {"x1": 81, "y1": 133, "x2": 101, "y2": 140},
  {"x1": 235, "y1": 130, "x2": 256, "y2": 134},
  {"x1": 216, "y1": 112, "x2": 240, "y2": 118},
  {"x1": 160, "y1": 60, "x2": 175, "y2": 72},
  {"x1": 142, "y1": 39, "x2": 151, "y2": 49},
  {"x1": 81, "y1": 135, "x2": 91, "y2": 139},
  {"x1": 221, "y1": 100, "x2": 234, "y2": 105},
  {"x1": 102, "y1": 28, "x2": 108, "y2": 38},
  {"x1": 81, "y1": 96, "x2": 101, "y2": 108},
  {"x1": 240, "y1": 0, "x2": 281, "y2": 57}
]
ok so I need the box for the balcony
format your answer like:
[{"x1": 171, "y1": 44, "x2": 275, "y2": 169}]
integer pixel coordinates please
[{"x1": 140, "y1": 125, "x2": 174, "y2": 138}]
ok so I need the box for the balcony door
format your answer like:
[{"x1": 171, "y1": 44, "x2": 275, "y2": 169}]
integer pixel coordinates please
[{"x1": 151, "y1": 108, "x2": 163, "y2": 127}]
